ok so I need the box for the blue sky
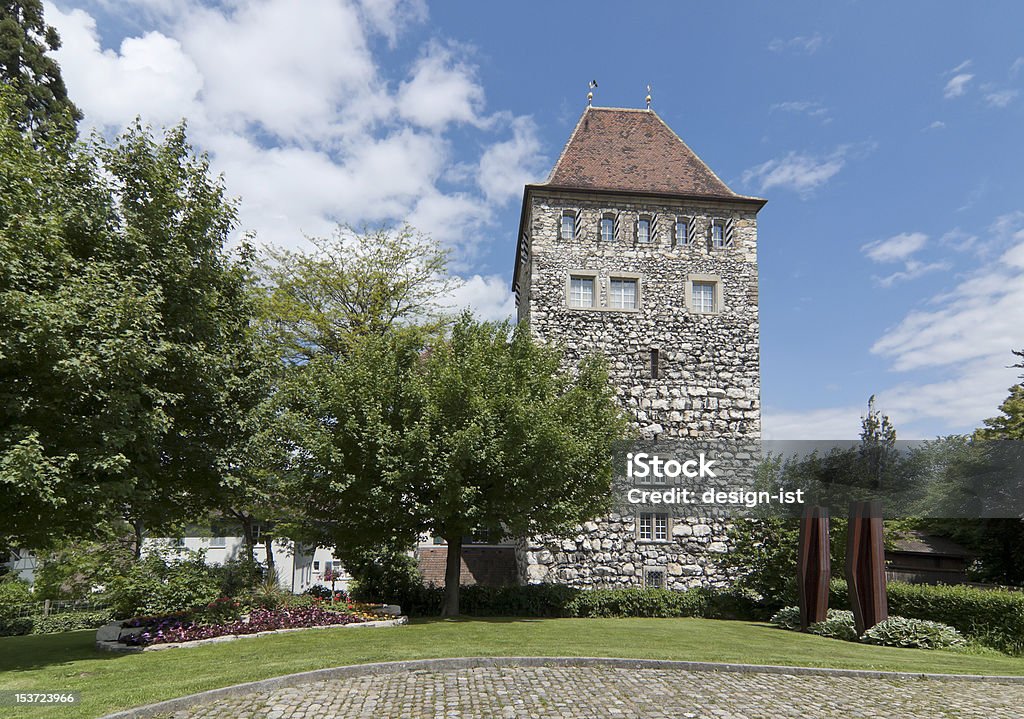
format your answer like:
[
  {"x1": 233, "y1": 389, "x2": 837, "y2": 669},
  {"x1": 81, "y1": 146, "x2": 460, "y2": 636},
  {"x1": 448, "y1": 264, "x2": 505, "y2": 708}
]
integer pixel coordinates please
[{"x1": 44, "y1": 1, "x2": 1024, "y2": 439}]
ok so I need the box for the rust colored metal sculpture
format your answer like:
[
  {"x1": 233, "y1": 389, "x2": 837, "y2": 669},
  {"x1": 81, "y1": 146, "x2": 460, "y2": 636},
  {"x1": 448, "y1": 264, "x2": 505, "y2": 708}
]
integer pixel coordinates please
[
  {"x1": 797, "y1": 506, "x2": 830, "y2": 630},
  {"x1": 845, "y1": 500, "x2": 888, "y2": 635}
]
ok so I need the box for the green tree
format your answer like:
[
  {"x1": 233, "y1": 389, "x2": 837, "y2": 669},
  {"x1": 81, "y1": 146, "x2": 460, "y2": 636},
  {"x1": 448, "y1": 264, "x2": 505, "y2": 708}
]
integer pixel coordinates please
[
  {"x1": 1, "y1": 98, "x2": 258, "y2": 553},
  {"x1": 975, "y1": 351, "x2": 1024, "y2": 441},
  {"x1": 278, "y1": 315, "x2": 629, "y2": 616},
  {"x1": 259, "y1": 225, "x2": 458, "y2": 363},
  {"x1": 0, "y1": 0, "x2": 82, "y2": 134}
]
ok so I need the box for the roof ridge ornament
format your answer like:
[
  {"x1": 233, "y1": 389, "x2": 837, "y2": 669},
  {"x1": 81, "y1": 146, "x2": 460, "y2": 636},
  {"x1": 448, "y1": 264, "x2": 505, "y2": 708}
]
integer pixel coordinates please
[
  {"x1": 588, "y1": 80, "x2": 598, "y2": 106},
  {"x1": 646, "y1": 84, "x2": 652, "y2": 110}
]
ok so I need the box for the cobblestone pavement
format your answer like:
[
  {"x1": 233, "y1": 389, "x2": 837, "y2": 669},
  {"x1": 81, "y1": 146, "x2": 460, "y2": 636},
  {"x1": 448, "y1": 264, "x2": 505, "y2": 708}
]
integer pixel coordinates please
[{"x1": 153, "y1": 665, "x2": 1024, "y2": 719}]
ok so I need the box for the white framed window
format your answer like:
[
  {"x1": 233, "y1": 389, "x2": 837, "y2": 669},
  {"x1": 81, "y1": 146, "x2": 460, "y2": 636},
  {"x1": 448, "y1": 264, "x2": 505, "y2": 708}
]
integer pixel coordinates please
[
  {"x1": 644, "y1": 567, "x2": 666, "y2": 589},
  {"x1": 600, "y1": 216, "x2": 614, "y2": 242},
  {"x1": 692, "y1": 281, "x2": 716, "y2": 313},
  {"x1": 636, "y1": 216, "x2": 651, "y2": 243},
  {"x1": 569, "y1": 275, "x2": 595, "y2": 308},
  {"x1": 560, "y1": 212, "x2": 575, "y2": 241},
  {"x1": 711, "y1": 218, "x2": 726, "y2": 249},
  {"x1": 209, "y1": 536, "x2": 226, "y2": 549},
  {"x1": 313, "y1": 560, "x2": 321, "y2": 571},
  {"x1": 609, "y1": 278, "x2": 638, "y2": 309},
  {"x1": 674, "y1": 219, "x2": 688, "y2": 247},
  {"x1": 638, "y1": 512, "x2": 669, "y2": 541}
]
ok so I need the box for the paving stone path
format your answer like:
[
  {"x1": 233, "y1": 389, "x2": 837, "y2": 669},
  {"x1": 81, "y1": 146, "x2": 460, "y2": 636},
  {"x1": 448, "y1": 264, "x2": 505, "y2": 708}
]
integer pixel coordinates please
[{"x1": 153, "y1": 665, "x2": 1024, "y2": 719}]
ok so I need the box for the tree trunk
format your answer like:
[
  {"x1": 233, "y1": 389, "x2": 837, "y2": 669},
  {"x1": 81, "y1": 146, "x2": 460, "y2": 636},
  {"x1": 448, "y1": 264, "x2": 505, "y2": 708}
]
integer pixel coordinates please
[
  {"x1": 441, "y1": 534, "x2": 463, "y2": 617},
  {"x1": 240, "y1": 515, "x2": 255, "y2": 565},
  {"x1": 264, "y1": 534, "x2": 276, "y2": 581},
  {"x1": 131, "y1": 518, "x2": 144, "y2": 561}
]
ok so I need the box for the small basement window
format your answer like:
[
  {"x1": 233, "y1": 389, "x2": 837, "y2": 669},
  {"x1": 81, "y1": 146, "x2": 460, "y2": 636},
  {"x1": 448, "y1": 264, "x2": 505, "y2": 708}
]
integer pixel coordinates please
[{"x1": 644, "y1": 567, "x2": 666, "y2": 589}]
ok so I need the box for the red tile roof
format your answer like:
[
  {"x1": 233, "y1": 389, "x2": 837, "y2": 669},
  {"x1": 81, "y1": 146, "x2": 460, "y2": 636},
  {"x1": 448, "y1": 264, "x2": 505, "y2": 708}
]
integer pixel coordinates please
[{"x1": 542, "y1": 106, "x2": 752, "y2": 200}]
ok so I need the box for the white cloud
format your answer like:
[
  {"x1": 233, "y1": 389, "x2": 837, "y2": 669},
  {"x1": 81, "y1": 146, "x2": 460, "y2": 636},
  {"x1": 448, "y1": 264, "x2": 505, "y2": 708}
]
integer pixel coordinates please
[
  {"x1": 949, "y1": 59, "x2": 973, "y2": 74},
  {"x1": 923, "y1": 120, "x2": 945, "y2": 131},
  {"x1": 874, "y1": 260, "x2": 951, "y2": 287},
  {"x1": 767, "y1": 33, "x2": 826, "y2": 54},
  {"x1": 439, "y1": 274, "x2": 516, "y2": 322},
  {"x1": 762, "y1": 406, "x2": 863, "y2": 440},
  {"x1": 944, "y1": 73, "x2": 974, "y2": 98},
  {"x1": 984, "y1": 89, "x2": 1019, "y2": 108},
  {"x1": 741, "y1": 147, "x2": 850, "y2": 196},
  {"x1": 1011, "y1": 57, "x2": 1024, "y2": 77},
  {"x1": 46, "y1": 5, "x2": 203, "y2": 128},
  {"x1": 862, "y1": 232, "x2": 928, "y2": 263},
  {"x1": 477, "y1": 115, "x2": 544, "y2": 204},
  {"x1": 397, "y1": 42, "x2": 485, "y2": 131},
  {"x1": 939, "y1": 227, "x2": 978, "y2": 253},
  {"x1": 46, "y1": 0, "x2": 548, "y2": 256},
  {"x1": 769, "y1": 100, "x2": 831, "y2": 123}
]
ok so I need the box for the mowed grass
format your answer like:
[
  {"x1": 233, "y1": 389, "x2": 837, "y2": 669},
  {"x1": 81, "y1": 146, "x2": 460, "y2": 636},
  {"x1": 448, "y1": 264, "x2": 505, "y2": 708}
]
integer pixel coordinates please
[{"x1": 2, "y1": 617, "x2": 1024, "y2": 718}]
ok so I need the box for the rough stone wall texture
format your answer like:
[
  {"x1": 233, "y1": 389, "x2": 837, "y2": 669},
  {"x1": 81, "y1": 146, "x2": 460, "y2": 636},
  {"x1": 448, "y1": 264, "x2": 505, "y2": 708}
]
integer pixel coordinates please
[{"x1": 516, "y1": 190, "x2": 762, "y2": 589}]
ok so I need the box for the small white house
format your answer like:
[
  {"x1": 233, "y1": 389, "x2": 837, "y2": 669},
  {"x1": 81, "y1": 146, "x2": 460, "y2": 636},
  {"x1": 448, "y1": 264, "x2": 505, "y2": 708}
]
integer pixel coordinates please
[
  {"x1": 144, "y1": 532, "x2": 351, "y2": 594},
  {"x1": 3, "y1": 549, "x2": 38, "y2": 584}
]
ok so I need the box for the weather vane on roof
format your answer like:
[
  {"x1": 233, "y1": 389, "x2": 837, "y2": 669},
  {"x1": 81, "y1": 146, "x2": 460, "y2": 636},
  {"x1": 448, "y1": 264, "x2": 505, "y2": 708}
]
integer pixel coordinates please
[
  {"x1": 646, "y1": 84, "x2": 652, "y2": 110},
  {"x1": 588, "y1": 80, "x2": 598, "y2": 106}
]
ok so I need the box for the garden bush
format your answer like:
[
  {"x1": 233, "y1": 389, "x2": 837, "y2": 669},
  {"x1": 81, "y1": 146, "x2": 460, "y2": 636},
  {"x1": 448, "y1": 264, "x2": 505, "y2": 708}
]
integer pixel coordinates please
[
  {"x1": 769, "y1": 606, "x2": 802, "y2": 630},
  {"x1": 564, "y1": 588, "x2": 709, "y2": 618},
  {"x1": 0, "y1": 577, "x2": 33, "y2": 623},
  {"x1": 29, "y1": 610, "x2": 114, "y2": 634},
  {"x1": 808, "y1": 610, "x2": 857, "y2": 642},
  {"x1": 104, "y1": 551, "x2": 220, "y2": 618},
  {"x1": 861, "y1": 616, "x2": 966, "y2": 650},
  {"x1": 831, "y1": 579, "x2": 1024, "y2": 655}
]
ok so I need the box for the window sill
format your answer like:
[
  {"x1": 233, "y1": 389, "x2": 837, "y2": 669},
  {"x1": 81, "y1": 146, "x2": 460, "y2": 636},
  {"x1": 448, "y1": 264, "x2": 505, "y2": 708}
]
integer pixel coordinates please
[{"x1": 566, "y1": 305, "x2": 641, "y2": 314}]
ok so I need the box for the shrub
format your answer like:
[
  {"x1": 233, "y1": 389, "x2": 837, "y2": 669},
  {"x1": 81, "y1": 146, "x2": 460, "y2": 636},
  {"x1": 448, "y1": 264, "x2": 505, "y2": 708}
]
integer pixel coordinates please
[
  {"x1": 0, "y1": 617, "x2": 34, "y2": 637},
  {"x1": 30, "y1": 610, "x2": 114, "y2": 634},
  {"x1": 0, "y1": 577, "x2": 33, "y2": 623},
  {"x1": 104, "y1": 551, "x2": 220, "y2": 618},
  {"x1": 808, "y1": 610, "x2": 857, "y2": 641},
  {"x1": 564, "y1": 588, "x2": 709, "y2": 618},
  {"x1": 831, "y1": 579, "x2": 1024, "y2": 655},
  {"x1": 861, "y1": 616, "x2": 966, "y2": 650},
  {"x1": 770, "y1": 606, "x2": 802, "y2": 630}
]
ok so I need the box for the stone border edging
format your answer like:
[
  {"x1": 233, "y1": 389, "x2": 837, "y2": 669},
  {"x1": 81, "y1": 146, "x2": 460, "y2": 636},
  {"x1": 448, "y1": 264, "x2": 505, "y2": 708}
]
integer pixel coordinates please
[
  {"x1": 95, "y1": 616, "x2": 409, "y2": 653},
  {"x1": 96, "y1": 655, "x2": 1024, "y2": 719}
]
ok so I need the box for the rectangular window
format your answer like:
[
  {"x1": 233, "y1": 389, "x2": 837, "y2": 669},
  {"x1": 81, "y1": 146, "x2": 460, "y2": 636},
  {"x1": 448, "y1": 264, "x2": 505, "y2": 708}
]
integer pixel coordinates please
[
  {"x1": 313, "y1": 561, "x2": 321, "y2": 571},
  {"x1": 601, "y1": 217, "x2": 614, "y2": 242},
  {"x1": 644, "y1": 568, "x2": 666, "y2": 589},
  {"x1": 638, "y1": 513, "x2": 669, "y2": 541},
  {"x1": 692, "y1": 281, "x2": 715, "y2": 313},
  {"x1": 637, "y1": 218, "x2": 651, "y2": 243},
  {"x1": 209, "y1": 536, "x2": 226, "y2": 548},
  {"x1": 674, "y1": 220, "x2": 688, "y2": 247},
  {"x1": 711, "y1": 219, "x2": 726, "y2": 249},
  {"x1": 560, "y1": 213, "x2": 575, "y2": 240},
  {"x1": 569, "y1": 276, "x2": 595, "y2": 307},
  {"x1": 609, "y1": 278, "x2": 637, "y2": 309},
  {"x1": 650, "y1": 348, "x2": 659, "y2": 379}
]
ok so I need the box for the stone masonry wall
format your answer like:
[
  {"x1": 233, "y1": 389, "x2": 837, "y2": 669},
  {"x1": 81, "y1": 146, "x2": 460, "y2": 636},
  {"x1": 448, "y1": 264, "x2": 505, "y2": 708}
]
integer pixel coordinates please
[{"x1": 516, "y1": 189, "x2": 762, "y2": 589}]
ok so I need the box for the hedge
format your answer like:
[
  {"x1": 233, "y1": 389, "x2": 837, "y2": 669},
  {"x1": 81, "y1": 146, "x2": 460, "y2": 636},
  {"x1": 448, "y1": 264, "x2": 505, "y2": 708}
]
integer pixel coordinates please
[
  {"x1": 830, "y1": 579, "x2": 1024, "y2": 655},
  {"x1": 355, "y1": 582, "x2": 767, "y2": 621},
  {"x1": 0, "y1": 609, "x2": 114, "y2": 637}
]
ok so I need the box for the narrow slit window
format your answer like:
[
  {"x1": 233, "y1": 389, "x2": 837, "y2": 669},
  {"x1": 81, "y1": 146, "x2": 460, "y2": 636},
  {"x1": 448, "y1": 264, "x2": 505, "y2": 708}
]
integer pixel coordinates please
[{"x1": 650, "y1": 348, "x2": 659, "y2": 379}]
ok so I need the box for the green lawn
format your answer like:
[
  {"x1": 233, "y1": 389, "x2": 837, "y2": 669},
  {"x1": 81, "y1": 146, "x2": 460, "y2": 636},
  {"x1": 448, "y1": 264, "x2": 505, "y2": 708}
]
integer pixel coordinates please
[{"x1": 2, "y1": 617, "x2": 1024, "y2": 719}]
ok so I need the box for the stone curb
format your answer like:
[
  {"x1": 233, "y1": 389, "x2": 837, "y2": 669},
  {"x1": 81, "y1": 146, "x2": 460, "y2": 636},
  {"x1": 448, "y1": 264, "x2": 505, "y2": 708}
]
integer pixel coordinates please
[
  {"x1": 95, "y1": 616, "x2": 409, "y2": 653},
  {"x1": 96, "y1": 655, "x2": 1024, "y2": 719}
]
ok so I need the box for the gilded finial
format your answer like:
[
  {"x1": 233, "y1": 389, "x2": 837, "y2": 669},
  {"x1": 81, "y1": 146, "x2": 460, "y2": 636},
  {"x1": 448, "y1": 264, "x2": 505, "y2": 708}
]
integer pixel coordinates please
[{"x1": 588, "y1": 80, "x2": 598, "y2": 106}]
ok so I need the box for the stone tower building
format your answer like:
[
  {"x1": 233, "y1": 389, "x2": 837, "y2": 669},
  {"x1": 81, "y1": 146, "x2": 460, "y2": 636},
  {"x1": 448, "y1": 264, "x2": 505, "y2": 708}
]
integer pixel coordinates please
[{"x1": 513, "y1": 105, "x2": 766, "y2": 590}]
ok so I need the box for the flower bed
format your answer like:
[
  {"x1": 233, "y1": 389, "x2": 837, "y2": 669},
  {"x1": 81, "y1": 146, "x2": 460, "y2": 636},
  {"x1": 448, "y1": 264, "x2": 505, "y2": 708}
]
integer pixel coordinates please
[{"x1": 121, "y1": 606, "x2": 378, "y2": 647}]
